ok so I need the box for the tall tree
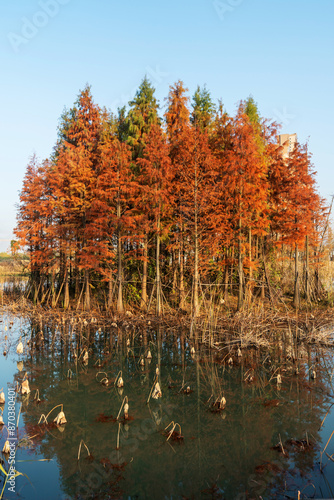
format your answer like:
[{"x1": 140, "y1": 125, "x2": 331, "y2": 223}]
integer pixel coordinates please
[
  {"x1": 127, "y1": 76, "x2": 159, "y2": 161},
  {"x1": 223, "y1": 103, "x2": 269, "y2": 310},
  {"x1": 165, "y1": 81, "x2": 191, "y2": 309},
  {"x1": 191, "y1": 85, "x2": 216, "y2": 131},
  {"x1": 126, "y1": 77, "x2": 160, "y2": 308},
  {"x1": 51, "y1": 85, "x2": 102, "y2": 310},
  {"x1": 137, "y1": 123, "x2": 173, "y2": 315},
  {"x1": 15, "y1": 155, "x2": 53, "y2": 303},
  {"x1": 94, "y1": 112, "x2": 135, "y2": 313}
]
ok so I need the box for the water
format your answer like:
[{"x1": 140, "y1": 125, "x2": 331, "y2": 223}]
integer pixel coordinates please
[{"x1": 1, "y1": 310, "x2": 334, "y2": 499}]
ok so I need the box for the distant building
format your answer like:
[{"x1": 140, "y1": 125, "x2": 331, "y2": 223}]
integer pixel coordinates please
[{"x1": 278, "y1": 133, "x2": 297, "y2": 159}]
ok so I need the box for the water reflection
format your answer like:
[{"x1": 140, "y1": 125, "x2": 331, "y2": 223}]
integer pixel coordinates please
[{"x1": 1, "y1": 313, "x2": 334, "y2": 499}]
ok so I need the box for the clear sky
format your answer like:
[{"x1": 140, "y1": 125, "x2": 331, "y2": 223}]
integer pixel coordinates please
[{"x1": 0, "y1": 0, "x2": 333, "y2": 252}]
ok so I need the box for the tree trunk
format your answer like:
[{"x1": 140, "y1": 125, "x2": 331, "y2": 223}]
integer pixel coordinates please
[
  {"x1": 193, "y1": 143, "x2": 199, "y2": 318},
  {"x1": 305, "y1": 235, "x2": 310, "y2": 301},
  {"x1": 156, "y1": 215, "x2": 162, "y2": 316},
  {"x1": 193, "y1": 215, "x2": 199, "y2": 317},
  {"x1": 64, "y1": 267, "x2": 70, "y2": 310},
  {"x1": 179, "y1": 228, "x2": 185, "y2": 309},
  {"x1": 293, "y1": 243, "x2": 300, "y2": 309},
  {"x1": 172, "y1": 251, "x2": 178, "y2": 304},
  {"x1": 237, "y1": 217, "x2": 243, "y2": 311},
  {"x1": 108, "y1": 270, "x2": 113, "y2": 311},
  {"x1": 117, "y1": 198, "x2": 124, "y2": 313},
  {"x1": 84, "y1": 269, "x2": 90, "y2": 312},
  {"x1": 223, "y1": 250, "x2": 229, "y2": 302},
  {"x1": 140, "y1": 234, "x2": 148, "y2": 310}
]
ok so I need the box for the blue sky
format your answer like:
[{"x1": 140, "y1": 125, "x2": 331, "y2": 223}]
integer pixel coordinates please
[{"x1": 0, "y1": 0, "x2": 333, "y2": 251}]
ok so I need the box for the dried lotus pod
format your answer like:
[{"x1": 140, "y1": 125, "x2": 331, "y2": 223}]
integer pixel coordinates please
[
  {"x1": 54, "y1": 411, "x2": 67, "y2": 425},
  {"x1": 0, "y1": 391, "x2": 5, "y2": 405},
  {"x1": 310, "y1": 370, "x2": 316, "y2": 380},
  {"x1": 21, "y1": 379, "x2": 31, "y2": 395},
  {"x1": 17, "y1": 361, "x2": 24, "y2": 372},
  {"x1": 152, "y1": 382, "x2": 162, "y2": 399},
  {"x1": 147, "y1": 350, "x2": 152, "y2": 359},
  {"x1": 220, "y1": 396, "x2": 226, "y2": 409},
  {"x1": 0, "y1": 414, "x2": 4, "y2": 425},
  {"x1": 2, "y1": 440, "x2": 10, "y2": 454},
  {"x1": 16, "y1": 340, "x2": 23, "y2": 355},
  {"x1": 140, "y1": 357, "x2": 145, "y2": 366},
  {"x1": 124, "y1": 402, "x2": 129, "y2": 419},
  {"x1": 190, "y1": 346, "x2": 195, "y2": 355},
  {"x1": 237, "y1": 348, "x2": 242, "y2": 357},
  {"x1": 155, "y1": 365, "x2": 160, "y2": 376},
  {"x1": 117, "y1": 376, "x2": 124, "y2": 388},
  {"x1": 277, "y1": 374, "x2": 282, "y2": 385},
  {"x1": 126, "y1": 338, "x2": 130, "y2": 347},
  {"x1": 228, "y1": 357, "x2": 233, "y2": 365},
  {"x1": 83, "y1": 350, "x2": 89, "y2": 365}
]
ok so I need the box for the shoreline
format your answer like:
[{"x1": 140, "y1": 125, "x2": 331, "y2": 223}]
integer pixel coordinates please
[{"x1": 1, "y1": 294, "x2": 334, "y2": 351}]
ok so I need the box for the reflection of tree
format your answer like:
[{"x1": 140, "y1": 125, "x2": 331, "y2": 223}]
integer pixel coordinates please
[{"x1": 16, "y1": 320, "x2": 334, "y2": 499}]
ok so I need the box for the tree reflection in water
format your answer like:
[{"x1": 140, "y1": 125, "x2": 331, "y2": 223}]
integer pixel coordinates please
[{"x1": 2, "y1": 314, "x2": 334, "y2": 499}]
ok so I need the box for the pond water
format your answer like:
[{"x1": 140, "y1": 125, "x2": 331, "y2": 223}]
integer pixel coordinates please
[{"x1": 0, "y1": 310, "x2": 334, "y2": 500}]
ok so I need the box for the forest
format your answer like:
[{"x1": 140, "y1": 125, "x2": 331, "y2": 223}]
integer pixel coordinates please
[{"x1": 14, "y1": 78, "x2": 331, "y2": 317}]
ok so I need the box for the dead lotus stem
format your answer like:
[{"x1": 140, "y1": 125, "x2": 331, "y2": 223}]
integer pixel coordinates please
[
  {"x1": 319, "y1": 403, "x2": 334, "y2": 430},
  {"x1": 147, "y1": 375, "x2": 159, "y2": 404},
  {"x1": 268, "y1": 367, "x2": 280, "y2": 384},
  {"x1": 278, "y1": 433, "x2": 286, "y2": 455},
  {"x1": 116, "y1": 422, "x2": 121, "y2": 450},
  {"x1": 114, "y1": 371, "x2": 123, "y2": 388},
  {"x1": 77, "y1": 439, "x2": 90, "y2": 461},
  {"x1": 320, "y1": 429, "x2": 334, "y2": 470},
  {"x1": 165, "y1": 421, "x2": 175, "y2": 433},
  {"x1": 96, "y1": 371, "x2": 108, "y2": 383},
  {"x1": 117, "y1": 396, "x2": 128, "y2": 420},
  {"x1": 38, "y1": 414, "x2": 48, "y2": 425},
  {"x1": 78, "y1": 348, "x2": 88, "y2": 361},
  {"x1": 16, "y1": 403, "x2": 22, "y2": 428},
  {"x1": 165, "y1": 421, "x2": 182, "y2": 442},
  {"x1": 45, "y1": 404, "x2": 64, "y2": 422},
  {"x1": 325, "y1": 452, "x2": 334, "y2": 462}
]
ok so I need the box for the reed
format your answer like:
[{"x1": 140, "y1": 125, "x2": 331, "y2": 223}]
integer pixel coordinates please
[{"x1": 320, "y1": 429, "x2": 334, "y2": 471}]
